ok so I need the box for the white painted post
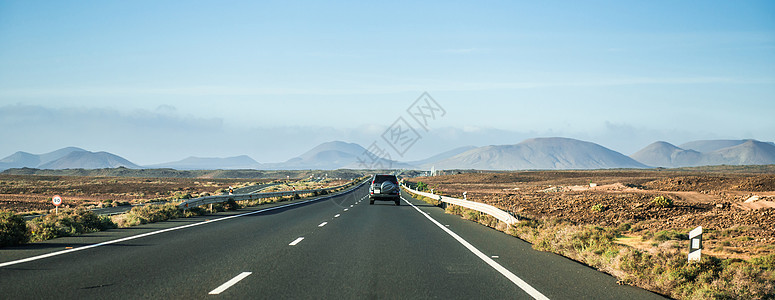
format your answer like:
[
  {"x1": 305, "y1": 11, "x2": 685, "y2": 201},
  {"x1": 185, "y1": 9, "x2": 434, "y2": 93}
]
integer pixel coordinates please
[
  {"x1": 688, "y1": 226, "x2": 702, "y2": 262},
  {"x1": 463, "y1": 191, "x2": 467, "y2": 200}
]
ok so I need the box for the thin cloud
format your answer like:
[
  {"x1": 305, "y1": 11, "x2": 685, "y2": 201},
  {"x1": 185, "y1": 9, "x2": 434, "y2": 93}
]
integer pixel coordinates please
[{"x1": 2, "y1": 75, "x2": 769, "y2": 99}]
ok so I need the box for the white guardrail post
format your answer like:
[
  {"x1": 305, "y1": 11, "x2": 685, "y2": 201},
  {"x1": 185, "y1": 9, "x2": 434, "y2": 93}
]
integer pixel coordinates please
[{"x1": 402, "y1": 185, "x2": 519, "y2": 225}]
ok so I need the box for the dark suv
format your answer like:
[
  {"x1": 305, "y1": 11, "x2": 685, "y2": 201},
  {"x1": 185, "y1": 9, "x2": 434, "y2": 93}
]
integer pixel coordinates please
[{"x1": 369, "y1": 174, "x2": 400, "y2": 206}]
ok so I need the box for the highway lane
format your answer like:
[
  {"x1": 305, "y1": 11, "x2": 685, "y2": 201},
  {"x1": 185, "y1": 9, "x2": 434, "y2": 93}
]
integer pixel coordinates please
[{"x1": 0, "y1": 184, "x2": 664, "y2": 299}]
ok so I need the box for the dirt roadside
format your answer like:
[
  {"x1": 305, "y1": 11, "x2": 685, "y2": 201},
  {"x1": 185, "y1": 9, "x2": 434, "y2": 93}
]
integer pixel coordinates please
[{"x1": 411, "y1": 170, "x2": 775, "y2": 259}]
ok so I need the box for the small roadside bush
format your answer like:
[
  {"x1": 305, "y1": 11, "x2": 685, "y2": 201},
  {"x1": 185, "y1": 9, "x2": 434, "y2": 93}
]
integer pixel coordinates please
[
  {"x1": 415, "y1": 181, "x2": 428, "y2": 191},
  {"x1": 650, "y1": 196, "x2": 674, "y2": 208},
  {"x1": 27, "y1": 208, "x2": 117, "y2": 242},
  {"x1": 751, "y1": 254, "x2": 775, "y2": 271},
  {"x1": 591, "y1": 204, "x2": 608, "y2": 212},
  {"x1": 118, "y1": 204, "x2": 183, "y2": 227},
  {"x1": 224, "y1": 198, "x2": 240, "y2": 211},
  {"x1": 0, "y1": 211, "x2": 28, "y2": 247},
  {"x1": 653, "y1": 230, "x2": 688, "y2": 242},
  {"x1": 183, "y1": 207, "x2": 207, "y2": 218}
]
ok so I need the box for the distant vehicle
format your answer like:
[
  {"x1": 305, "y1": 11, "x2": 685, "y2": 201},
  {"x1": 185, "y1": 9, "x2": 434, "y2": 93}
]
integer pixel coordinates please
[{"x1": 369, "y1": 174, "x2": 400, "y2": 206}]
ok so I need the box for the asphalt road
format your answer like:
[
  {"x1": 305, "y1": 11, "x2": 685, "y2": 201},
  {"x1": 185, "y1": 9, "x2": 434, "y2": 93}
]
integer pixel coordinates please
[{"x1": 0, "y1": 184, "x2": 664, "y2": 299}]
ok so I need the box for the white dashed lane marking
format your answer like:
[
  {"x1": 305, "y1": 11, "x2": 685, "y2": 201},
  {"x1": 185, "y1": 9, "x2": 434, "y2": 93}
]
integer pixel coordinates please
[
  {"x1": 289, "y1": 237, "x2": 304, "y2": 246},
  {"x1": 209, "y1": 272, "x2": 252, "y2": 295},
  {"x1": 318, "y1": 222, "x2": 327, "y2": 227}
]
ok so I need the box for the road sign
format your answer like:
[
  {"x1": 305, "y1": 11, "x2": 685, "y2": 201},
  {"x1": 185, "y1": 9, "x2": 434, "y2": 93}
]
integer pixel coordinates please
[{"x1": 52, "y1": 195, "x2": 62, "y2": 215}]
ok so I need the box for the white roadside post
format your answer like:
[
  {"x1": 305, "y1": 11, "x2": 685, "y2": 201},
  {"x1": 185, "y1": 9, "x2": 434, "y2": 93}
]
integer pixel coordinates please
[
  {"x1": 52, "y1": 195, "x2": 62, "y2": 214},
  {"x1": 688, "y1": 226, "x2": 702, "y2": 262},
  {"x1": 463, "y1": 191, "x2": 467, "y2": 200}
]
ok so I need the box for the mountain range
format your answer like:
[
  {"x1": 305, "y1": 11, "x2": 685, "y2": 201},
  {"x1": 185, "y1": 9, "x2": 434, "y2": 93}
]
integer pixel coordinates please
[
  {"x1": 146, "y1": 155, "x2": 261, "y2": 170},
  {"x1": 0, "y1": 147, "x2": 139, "y2": 170},
  {"x1": 260, "y1": 141, "x2": 416, "y2": 170},
  {"x1": 630, "y1": 139, "x2": 775, "y2": 168},
  {"x1": 431, "y1": 138, "x2": 647, "y2": 170},
  {"x1": 2, "y1": 138, "x2": 774, "y2": 171}
]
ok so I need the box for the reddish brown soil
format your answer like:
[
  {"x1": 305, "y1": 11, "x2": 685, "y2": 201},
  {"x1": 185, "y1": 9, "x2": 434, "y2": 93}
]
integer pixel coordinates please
[
  {"x1": 410, "y1": 170, "x2": 775, "y2": 258},
  {"x1": 0, "y1": 175, "x2": 269, "y2": 213}
]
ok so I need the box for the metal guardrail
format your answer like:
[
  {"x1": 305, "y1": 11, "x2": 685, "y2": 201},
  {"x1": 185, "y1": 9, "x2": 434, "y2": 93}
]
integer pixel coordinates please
[
  {"x1": 178, "y1": 179, "x2": 367, "y2": 209},
  {"x1": 402, "y1": 185, "x2": 519, "y2": 225}
]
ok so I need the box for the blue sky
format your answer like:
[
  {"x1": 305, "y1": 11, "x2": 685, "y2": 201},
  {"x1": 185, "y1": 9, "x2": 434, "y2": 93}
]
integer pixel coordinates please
[{"x1": 1, "y1": 1, "x2": 773, "y2": 164}]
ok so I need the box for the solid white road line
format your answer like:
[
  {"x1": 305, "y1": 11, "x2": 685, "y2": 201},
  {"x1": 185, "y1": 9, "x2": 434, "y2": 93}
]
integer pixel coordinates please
[
  {"x1": 209, "y1": 272, "x2": 252, "y2": 295},
  {"x1": 318, "y1": 222, "x2": 328, "y2": 227},
  {"x1": 0, "y1": 191, "x2": 346, "y2": 268},
  {"x1": 402, "y1": 197, "x2": 550, "y2": 300},
  {"x1": 289, "y1": 237, "x2": 305, "y2": 246}
]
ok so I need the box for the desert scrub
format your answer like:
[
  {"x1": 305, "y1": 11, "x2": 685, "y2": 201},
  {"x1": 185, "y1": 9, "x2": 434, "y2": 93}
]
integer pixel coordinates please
[
  {"x1": 501, "y1": 216, "x2": 775, "y2": 299},
  {"x1": 591, "y1": 204, "x2": 608, "y2": 212},
  {"x1": 649, "y1": 229, "x2": 688, "y2": 242},
  {"x1": 444, "y1": 204, "x2": 505, "y2": 231},
  {"x1": 0, "y1": 211, "x2": 28, "y2": 247},
  {"x1": 115, "y1": 203, "x2": 185, "y2": 227},
  {"x1": 403, "y1": 189, "x2": 441, "y2": 206},
  {"x1": 27, "y1": 208, "x2": 116, "y2": 242},
  {"x1": 650, "y1": 196, "x2": 674, "y2": 208}
]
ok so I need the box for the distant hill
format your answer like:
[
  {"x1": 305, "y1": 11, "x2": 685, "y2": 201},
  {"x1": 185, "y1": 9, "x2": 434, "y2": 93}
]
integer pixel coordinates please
[
  {"x1": 630, "y1": 141, "x2": 702, "y2": 168},
  {"x1": 432, "y1": 137, "x2": 647, "y2": 170},
  {"x1": 262, "y1": 141, "x2": 413, "y2": 170},
  {"x1": 704, "y1": 140, "x2": 775, "y2": 165},
  {"x1": 0, "y1": 167, "x2": 368, "y2": 179},
  {"x1": 631, "y1": 139, "x2": 775, "y2": 167},
  {"x1": 0, "y1": 151, "x2": 40, "y2": 170},
  {"x1": 410, "y1": 146, "x2": 477, "y2": 169},
  {"x1": 678, "y1": 139, "x2": 775, "y2": 153},
  {"x1": 146, "y1": 155, "x2": 261, "y2": 170},
  {"x1": 38, "y1": 151, "x2": 140, "y2": 169},
  {"x1": 0, "y1": 147, "x2": 87, "y2": 170}
]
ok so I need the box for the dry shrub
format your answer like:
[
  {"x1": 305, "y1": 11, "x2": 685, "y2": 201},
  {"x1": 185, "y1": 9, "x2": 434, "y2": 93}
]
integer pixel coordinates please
[
  {"x1": 0, "y1": 211, "x2": 28, "y2": 247},
  {"x1": 27, "y1": 208, "x2": 116, "y2": 242}
]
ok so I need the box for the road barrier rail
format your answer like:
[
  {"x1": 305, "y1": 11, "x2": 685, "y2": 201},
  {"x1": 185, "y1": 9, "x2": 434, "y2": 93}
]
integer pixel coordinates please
[
  {"x1": 401, "y1": 185, "x2": 519, "y2": 225},
  {"x1": 178, "y1": 179, "x2": 367, "y2": 209}
]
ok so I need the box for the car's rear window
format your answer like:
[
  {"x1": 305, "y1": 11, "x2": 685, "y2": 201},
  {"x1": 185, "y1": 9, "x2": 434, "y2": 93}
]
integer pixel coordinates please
[{"x1": 373, "y1": 175, "x2": 398, "y2": 184}]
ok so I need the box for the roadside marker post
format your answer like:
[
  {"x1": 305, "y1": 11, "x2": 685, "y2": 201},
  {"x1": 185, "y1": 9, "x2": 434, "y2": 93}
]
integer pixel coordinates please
[
  {"x1": 463, "y1": 191, "x2": 467, "y2": 200},
  {"x1": 52, "y1": 195, "x2": 62, "y2": 214},
  {"x1": 688, "y1": 226, "x2": 702, "y2": 262}
]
